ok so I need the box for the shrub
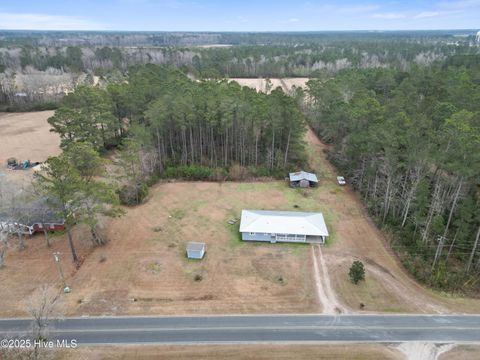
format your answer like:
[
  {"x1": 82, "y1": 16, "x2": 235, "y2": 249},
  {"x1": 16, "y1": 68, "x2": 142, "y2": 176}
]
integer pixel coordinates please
[
  {"x1": 210, "y1": 167, "x2": 228, "y2": 181},
  {"x1": 164, "y1": 165, "x2": 212, "y2": 180},
  {"x1": 228, "y1": 164, "x2": 248, "y2": 180},
  {"x1": 248, "y1": 166, "x2": 271, "y2": 177},
  {"x1": 145, "y1": 173, "x2": 160, "y2": 186},
  {"x1": 118, "y1": 182, "x2": 149, "y2": 205},
  {"x1": 349, "y1": 260, "x2": 365, "y2": 284}
]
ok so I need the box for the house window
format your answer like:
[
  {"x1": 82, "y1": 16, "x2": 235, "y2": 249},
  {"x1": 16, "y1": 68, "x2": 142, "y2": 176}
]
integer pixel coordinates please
[{"x1": 275, "y1": 234, "x2": 306, "y2": 242}]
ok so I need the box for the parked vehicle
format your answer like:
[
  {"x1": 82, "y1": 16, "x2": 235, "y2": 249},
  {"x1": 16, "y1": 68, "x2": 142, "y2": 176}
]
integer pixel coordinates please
[
  {"x1": 337, "y1": 176, "x2": 346, "y2": 186},
  {"x1": 6, "y1": 158, "x2": 41, "y2": 170},
  {"x1": 6, "y1": 158, "x2": 18, "y2": 169}
]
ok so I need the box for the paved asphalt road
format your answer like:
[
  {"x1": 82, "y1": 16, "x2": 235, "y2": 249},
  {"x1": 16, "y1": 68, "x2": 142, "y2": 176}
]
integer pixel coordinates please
[{"x1": 1, "y1": 314, "x2": 480, "y2": 345}]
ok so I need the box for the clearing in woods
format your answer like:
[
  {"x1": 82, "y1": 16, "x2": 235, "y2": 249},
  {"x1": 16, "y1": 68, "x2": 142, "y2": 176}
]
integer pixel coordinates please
[
  {"x1": 0, "y1": 112, "x2": 479, "y2": 316},
  {"x1": 229, "y1": 78, "x2": 310, "y2": 93}
]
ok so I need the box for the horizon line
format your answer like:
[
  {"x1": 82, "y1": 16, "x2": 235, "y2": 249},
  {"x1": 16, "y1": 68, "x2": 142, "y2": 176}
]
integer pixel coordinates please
[{"x1": 0, "y1": 28, "x2": 478, "y2": 33}]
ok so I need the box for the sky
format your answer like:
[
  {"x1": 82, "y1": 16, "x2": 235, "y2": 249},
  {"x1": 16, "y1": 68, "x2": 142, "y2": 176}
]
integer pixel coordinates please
[{"x1": 0, "y1": 0, "x2": 479, "y2": 32}]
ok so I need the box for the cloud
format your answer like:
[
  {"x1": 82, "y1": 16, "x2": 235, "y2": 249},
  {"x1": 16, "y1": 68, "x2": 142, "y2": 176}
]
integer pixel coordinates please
[
  {"x1": 0, "y1": 12, "x2": 107, "y2": 30},
  {"x1": 414, "y1": 11, "x2": 441, "y2": 18},
  {"x1": 413, "y1": 9, "x2": 464, "y2": 19},
  {"x1": 372, "y1": 12, "x2": 406, "y2": 19}
]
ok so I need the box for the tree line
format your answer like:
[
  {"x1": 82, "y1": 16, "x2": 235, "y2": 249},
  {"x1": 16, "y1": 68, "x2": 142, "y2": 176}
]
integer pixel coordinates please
[
  {"x1": 2, "y1": 31, "x2": 479, "y2": 110},
  {"x1": 305, "y1": 61, "x2": 480, "y2": 293},
  {"x1": 48, "y1": 64, "x2": 307, "y2": 203}
]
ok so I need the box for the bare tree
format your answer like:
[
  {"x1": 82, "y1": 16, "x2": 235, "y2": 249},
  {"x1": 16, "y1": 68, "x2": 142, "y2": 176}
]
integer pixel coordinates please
[
  {"x1": 25, "y1": 285, "x2": 62, "y2": 360},
  {"x1": 0, "y1": 286, "x2": 60, "y2": 360},
  {"x1": 0, "y1": 177, "x2": 28, "y2": 256},
  {"x1": 0, "y1": 227, "x2": 8, "y2": 268}
]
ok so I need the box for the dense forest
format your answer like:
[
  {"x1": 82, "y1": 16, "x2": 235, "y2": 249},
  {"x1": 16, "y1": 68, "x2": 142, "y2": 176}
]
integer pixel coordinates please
[
  {"x1": 47, "y1": 65, "x2": 307, "y2": 202},
  {"x1": 2, "y1": 30, "x2": 478, "y2": 47},
  {"x1": 1, "y1": 30, "x2": 479, "y2": 109},
  {"x1": 305, "y1": 61, "x2": 480, "y2": 293}
]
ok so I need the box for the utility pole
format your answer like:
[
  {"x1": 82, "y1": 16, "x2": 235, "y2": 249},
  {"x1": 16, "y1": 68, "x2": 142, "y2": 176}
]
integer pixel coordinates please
[
  {"x1": 53, "y1": 252, "x2": 70, "y2": 293},
  {"x1": 432, "y1": 235, "x2": 447, "y2": 272}
]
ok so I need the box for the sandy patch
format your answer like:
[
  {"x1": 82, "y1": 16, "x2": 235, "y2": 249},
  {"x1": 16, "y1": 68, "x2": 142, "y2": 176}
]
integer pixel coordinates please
[
  {"x1": 229, "y1": 78, "x2": 310, "y2": 93},
  {"x1": 396, "y1": 343, "x2": 455, "y2": 360}
]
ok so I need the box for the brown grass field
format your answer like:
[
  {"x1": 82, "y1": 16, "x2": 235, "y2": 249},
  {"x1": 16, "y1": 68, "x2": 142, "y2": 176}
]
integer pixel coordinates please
[
  {"x1": 0, "y1": 112, "x2": 479, "y2": 318},
  {"x1": 54, "y1": 344, "x2": 404, "y2": 360},
  {"x1": 7, "y1": 342, "x2": 480, "y2": 359},
  {"x1": 438, "y1": 345, "x2": 480, "y2": 359}
]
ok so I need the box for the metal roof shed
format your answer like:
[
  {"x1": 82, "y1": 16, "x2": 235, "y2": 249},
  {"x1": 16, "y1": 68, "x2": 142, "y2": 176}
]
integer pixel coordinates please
[
  {"x1": 186, "y1": 242, "x2": 206, "y2": 259},
  {"x1": 289, "y1": 171, "x2": 318, "y2": 188}
]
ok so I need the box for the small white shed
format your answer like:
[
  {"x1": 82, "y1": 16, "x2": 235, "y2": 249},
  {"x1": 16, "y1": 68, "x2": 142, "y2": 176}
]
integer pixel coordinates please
[{"x1": 186, "y1": 242, "x2": 206, "y2": 259}]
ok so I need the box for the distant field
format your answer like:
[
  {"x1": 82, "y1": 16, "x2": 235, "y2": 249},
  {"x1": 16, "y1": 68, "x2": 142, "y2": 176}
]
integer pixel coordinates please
[
  {"x1": 0, "y1": 111, "x2": 60, "y2": 184},
  {"x1": 195, "y1": 44, "x2": 233, "y2": 48},
  {"x1": 229, "y1": 78, "x2": 310, "y2": 93}
]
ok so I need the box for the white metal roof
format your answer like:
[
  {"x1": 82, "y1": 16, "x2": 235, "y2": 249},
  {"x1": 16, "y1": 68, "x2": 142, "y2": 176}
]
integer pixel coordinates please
[
  {"x1": 240, "y1": 210, "x2": 329, "y2": 236},
  {"x1": 289, "y1": 171, "x2": 318, "y2": 183},
  {"x1": 187, "y1": 242, "x2": 205, "y2": 251}
]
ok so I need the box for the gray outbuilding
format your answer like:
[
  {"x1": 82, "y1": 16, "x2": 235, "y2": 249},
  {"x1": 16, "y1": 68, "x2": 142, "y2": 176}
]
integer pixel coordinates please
[
  {"x1": 186, "y1": 242, "x2": 206, "y2": 259},
  {"x1": 289, "y1": 171, "x2": 318, "y2": 188},
  {"x1": 239, "y1": 209, "x2": 329, "y2": 244}
]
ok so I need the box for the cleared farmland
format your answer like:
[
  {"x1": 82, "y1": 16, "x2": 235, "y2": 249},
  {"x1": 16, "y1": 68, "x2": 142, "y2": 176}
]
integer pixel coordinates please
[{"x1": 0, "y1": 111, "x2": 61, "y2": 184}]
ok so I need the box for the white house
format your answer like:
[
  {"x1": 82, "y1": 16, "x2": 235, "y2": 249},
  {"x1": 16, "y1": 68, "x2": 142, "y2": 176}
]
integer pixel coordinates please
[{"x1": 239, "y1": 210, "x2": 329, "y2": 244}]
